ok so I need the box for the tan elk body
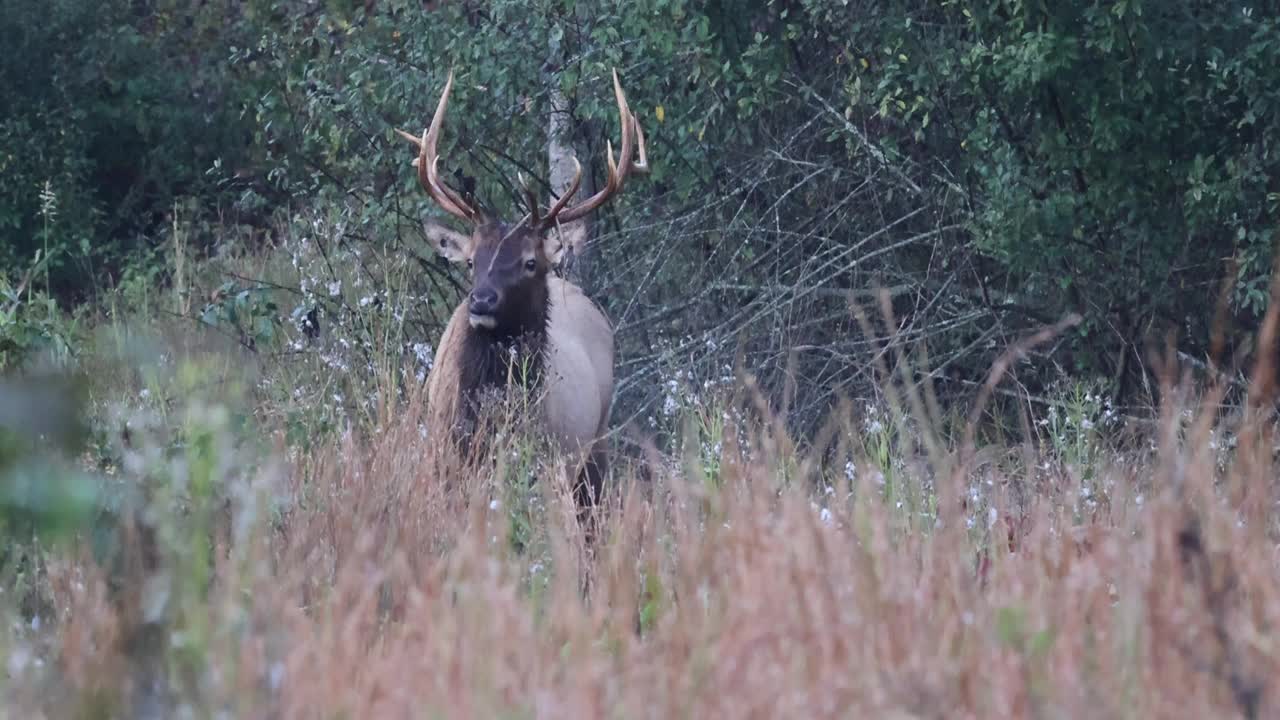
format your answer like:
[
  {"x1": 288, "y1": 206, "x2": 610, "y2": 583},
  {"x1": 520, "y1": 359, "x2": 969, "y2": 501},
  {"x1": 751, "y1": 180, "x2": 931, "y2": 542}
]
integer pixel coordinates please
[
  {"x1": 398, "y1": 69, "x2": 646, "y2": 508},
  {"x1": 425, "y1": 275, "x2": 614, "y2": 458}
]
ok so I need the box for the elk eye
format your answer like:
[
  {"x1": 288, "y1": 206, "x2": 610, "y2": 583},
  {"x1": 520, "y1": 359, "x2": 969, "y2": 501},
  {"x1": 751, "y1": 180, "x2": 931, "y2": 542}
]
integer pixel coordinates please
[
  {"x1": 524, "y1": 259, "x2": 537, "y2": 273},
  {"x1": 465, "y1": 258, "x2": 474, "y2": 270}
]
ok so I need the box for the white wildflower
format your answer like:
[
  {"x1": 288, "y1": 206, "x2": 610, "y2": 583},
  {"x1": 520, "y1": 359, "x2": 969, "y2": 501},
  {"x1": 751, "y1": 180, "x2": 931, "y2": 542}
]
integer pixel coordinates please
[
  {"x1": 412, "y1": 342, "x2": 434, "y2": 370},
  {"x1": 268, "y1": 662, "x2": 285, "y2": 691},
  {"x1": 662, "y1": 394, "x2": 678, "y2": 417},
  {"x1": 7, "y1": 646, "x2": 30, "y2": 676}
]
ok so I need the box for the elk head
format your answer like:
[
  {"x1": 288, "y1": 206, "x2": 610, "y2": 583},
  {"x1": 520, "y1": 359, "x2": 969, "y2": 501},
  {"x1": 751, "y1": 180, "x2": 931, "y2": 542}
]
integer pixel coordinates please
[{"x1": 395, "y1": 69, "x2": 648, "y2": 337}]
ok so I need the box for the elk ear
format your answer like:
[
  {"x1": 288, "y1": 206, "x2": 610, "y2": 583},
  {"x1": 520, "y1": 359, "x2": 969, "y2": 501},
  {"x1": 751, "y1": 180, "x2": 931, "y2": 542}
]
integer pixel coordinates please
[
  {"x1": 542, "y1": 232, "x2": 572, "y2": 268},
  {"x1": 424, "y1": 222, "x2": 472, "y2": 263}
]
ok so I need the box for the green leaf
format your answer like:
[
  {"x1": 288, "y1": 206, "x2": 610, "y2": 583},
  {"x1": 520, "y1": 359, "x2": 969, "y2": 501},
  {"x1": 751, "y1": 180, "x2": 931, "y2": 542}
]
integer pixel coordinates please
[{"x1": 995, "y1": 606, "x2": 1027, "y2": 646}]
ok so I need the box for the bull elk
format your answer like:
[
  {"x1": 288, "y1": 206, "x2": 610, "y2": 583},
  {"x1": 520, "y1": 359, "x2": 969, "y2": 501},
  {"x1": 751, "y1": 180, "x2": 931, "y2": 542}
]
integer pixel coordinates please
[{"x1": 396, "y1": 68, "x2": 647, "y2": 514}]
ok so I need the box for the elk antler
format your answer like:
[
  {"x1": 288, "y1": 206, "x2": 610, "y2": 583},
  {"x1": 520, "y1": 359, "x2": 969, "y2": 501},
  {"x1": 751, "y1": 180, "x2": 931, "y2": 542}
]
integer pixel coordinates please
[
  {"x1": 395, "y1": 70, "x2": 479, "y2": 222},
  {"x1": 539, "y1": 68, "x2": 648, "y2": 229},
  {"x1": 518, "y1": 172, "x2": 541, "y2": 226}
]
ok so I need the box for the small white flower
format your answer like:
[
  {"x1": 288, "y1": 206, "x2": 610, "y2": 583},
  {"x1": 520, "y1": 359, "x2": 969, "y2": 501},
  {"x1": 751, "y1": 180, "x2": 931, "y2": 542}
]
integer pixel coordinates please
[
  {"x1": 327, "y1": 280, "x2": 341, "y2": 297},
  {"x1": 7, "y1": 646, "x2": 30, "y2": 675},
  {"x1": 662, "y1": 395, "x2": 678, "y2": 417},
  {"x1": 412, "y1": 342, "x2": 434, "y2": 368},
  {"x1": 268, "y1": 662, "x2": 285, "y2": 691},
  {"x1": 489, "y1": 498, "x2": 500, "y2": 511}
]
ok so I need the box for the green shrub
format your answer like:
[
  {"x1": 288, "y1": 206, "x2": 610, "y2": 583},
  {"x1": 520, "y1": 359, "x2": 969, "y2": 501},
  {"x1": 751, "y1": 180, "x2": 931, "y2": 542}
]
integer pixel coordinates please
[{"x1": 0, "y1": 0, "x2": 260, "y2": 299}]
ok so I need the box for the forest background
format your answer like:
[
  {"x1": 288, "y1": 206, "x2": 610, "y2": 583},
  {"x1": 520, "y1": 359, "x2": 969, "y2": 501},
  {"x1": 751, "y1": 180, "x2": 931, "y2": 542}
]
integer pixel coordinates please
[{"x1": 2, "y1": 1, "x2": 1280, "y2": 717}]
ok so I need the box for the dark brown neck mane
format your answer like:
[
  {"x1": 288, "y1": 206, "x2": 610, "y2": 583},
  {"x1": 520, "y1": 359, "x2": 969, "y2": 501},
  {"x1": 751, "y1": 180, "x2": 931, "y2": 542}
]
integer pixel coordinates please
[{"x1": 451, "y1": 279, "x2": 552, "y2": 438}]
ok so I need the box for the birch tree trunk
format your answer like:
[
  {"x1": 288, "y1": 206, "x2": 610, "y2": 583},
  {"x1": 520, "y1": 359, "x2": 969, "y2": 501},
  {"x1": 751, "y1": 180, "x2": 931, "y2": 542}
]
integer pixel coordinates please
[{"x1": 545, "y1": 68, "x2": 598, "y2": 291}]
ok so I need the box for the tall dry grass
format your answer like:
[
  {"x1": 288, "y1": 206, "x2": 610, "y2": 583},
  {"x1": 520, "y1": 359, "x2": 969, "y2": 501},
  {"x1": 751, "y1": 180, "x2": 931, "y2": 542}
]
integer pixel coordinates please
[{"x1": 9, "y1": 312, "x2": 1280, "y2": 719}]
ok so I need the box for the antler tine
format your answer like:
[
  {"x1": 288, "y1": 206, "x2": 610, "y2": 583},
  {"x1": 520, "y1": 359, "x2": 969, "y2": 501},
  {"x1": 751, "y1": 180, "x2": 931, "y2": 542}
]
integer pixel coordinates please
[
  {"x1": 393, "y1": 127, "x2": 423, "y2": 149},
  {"x1": 422, "y1": 71, "x2": 478, "y2": 218},
  {"x1": 538, "y1": 158, "x2": 583, "y2": 230},
  {"x1": 395, "y1": 70, "x2": 479, "y2": 222},
  {"x1": 631, "y1": 112, "x2": 649, "y2": 174},
  {"x1": 518, "y1": 171, "x2": 541, "y2": 227},
  {"x1": 544, "y1": 68, "x2": 646, "y2": 227}
]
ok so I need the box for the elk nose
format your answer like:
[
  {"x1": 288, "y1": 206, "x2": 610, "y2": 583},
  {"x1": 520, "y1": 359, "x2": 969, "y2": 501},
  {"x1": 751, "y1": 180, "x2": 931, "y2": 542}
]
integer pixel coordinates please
[{"x1": 469, "y1": 287, "x2": 499, "y2": 317}]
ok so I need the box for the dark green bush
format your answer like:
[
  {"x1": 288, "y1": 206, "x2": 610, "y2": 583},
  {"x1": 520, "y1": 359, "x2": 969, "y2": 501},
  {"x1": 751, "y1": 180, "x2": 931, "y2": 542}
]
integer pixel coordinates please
[
  {"x1": 806, "y1": 0, "x2": 1280, "y2": 391},
  {"x1": 0, "y1": 0, "x2": 259, "y2": 300},
  {"x1": 3, "y1": 0, "x2": 1276, "y2": 409}
]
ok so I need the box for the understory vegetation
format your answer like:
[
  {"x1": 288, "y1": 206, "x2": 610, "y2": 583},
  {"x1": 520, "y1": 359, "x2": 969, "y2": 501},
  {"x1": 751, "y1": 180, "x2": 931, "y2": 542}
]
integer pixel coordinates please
[
  {"x1": 3, "y1": 262, "x2": 1279, "y2": 717},
  {"x1": 3, "y1": 0, "x2": 1280, "y2": 718}
]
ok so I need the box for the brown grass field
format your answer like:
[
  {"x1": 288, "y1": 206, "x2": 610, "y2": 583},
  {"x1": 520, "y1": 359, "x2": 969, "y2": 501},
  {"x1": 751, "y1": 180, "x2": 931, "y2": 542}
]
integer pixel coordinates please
[{"x1": 3, "y1": 304, "x2": 1280, "y2": 720}]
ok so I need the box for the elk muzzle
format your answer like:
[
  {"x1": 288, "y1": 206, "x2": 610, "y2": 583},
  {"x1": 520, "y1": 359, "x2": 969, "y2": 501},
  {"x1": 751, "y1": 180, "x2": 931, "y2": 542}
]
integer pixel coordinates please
[{"x1": 468, "y1": 287, "x2": 500, "y2": 329}]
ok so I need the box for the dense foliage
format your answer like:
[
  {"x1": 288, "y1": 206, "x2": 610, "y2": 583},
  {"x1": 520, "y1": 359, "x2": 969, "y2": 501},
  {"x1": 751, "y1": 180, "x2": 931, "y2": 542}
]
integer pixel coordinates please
[
  {"x1": 3, "y1": 4, "x2": 1280, "y2": 717},
  {"x1": 3, "y1": 0, "x2": 1278, "y2": 415},
  {"x1": 0, "y1": 0, "x2": 261, "y2": 297}
]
